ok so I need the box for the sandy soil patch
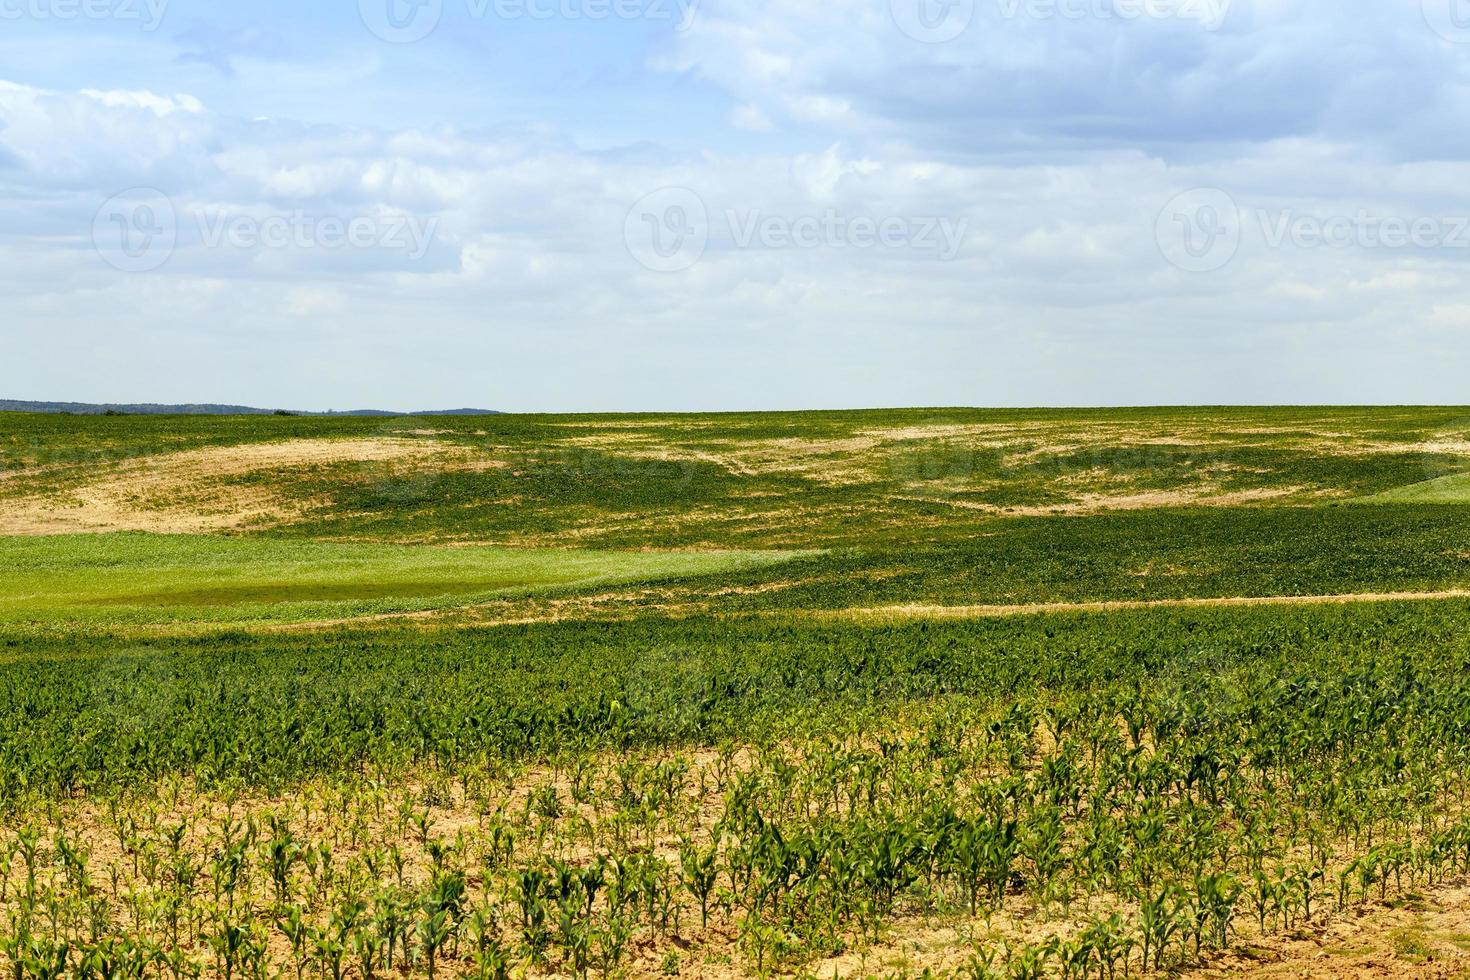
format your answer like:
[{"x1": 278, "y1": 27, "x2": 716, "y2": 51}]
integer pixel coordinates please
[
  {"x1": 800, "y1": 883, "x2": 1470, "y2": 979},
  {"x1": 0, "y1": 437, "x2": 451, "y2": 536},
  {"x1": 1184, "y1": 884, "x2": 1470, "y2": 979},
  {"x1": 895, "y1": 486, "x2": 1323, "y2": 517},
  {"x1": 826, "y1": 589, "x2": 1470, "y2": 623},
  {"x1": 545, "y1": 419, "x2": 1470, "y2": 498},
  {"x1": 559, "y1": 433, "x2": 877, "y2": 481}
]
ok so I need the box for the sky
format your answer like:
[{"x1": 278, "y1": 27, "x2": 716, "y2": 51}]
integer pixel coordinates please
[{"x1": 3, "y1": 0, "x2": 1470, "y2": 412}]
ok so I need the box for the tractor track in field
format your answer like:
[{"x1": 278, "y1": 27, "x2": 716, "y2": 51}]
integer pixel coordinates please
[
  {"x1": 816, "y1": 589, "x2": 1470, "y2": 622},
  {"x1": 255, "y1": 585, "x2": 1470, "y2": 633},
  {"x1": 82, "y1": 584, "x2": 1470, "y2": 637}
]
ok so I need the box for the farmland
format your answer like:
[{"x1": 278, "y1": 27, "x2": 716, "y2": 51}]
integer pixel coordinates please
[{"x1": 4, "y1": 407, "x2": 1470, "y2": 977}]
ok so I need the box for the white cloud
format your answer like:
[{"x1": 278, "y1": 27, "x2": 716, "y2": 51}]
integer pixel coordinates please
[
  {"x1": 729, "y1": 103, "x2": 772, "y2": 132},
  {"x1": 665, "y1": 0, "x2": 1470, "y2": 161},
  {"x1": 0, "y1": 82, "x2": 210, "y2": 181},
  {"x1": 6, "y1": 37, "x2": 1470, "y2": 410},
  {"x1": 79, "y1": 89, "x2": 204, "y2": 116}
]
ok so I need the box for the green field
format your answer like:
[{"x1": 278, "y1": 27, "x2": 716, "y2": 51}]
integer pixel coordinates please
[
  {"x1": 4, "y1": 407, "x2": 1470, "y2": 978},
  {"x1": 0, "y1": 534, "x2": 804, "y2": 626},
  {"x1": 1361, "y1": 470, "x2": 1470, "y2": 504}
]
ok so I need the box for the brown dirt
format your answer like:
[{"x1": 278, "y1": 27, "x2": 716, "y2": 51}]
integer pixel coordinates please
[
  {"x1": 825, "y1": 590, "x2": 1470, "y2": 623},
  {"x1": 896, "y1": 486, "x2": 1325, "y2": 517},
  {"x1": 560, "y1": 432, "x2": 877, "y2": 483},
  {"x1": 551, "y1": 417, "x2": 1470, "y2": 509},
  {"x1": 0, "y1": 437, "x2": 450, "y2": 535},
  {"x1": 1183, "y1": 884, "x2": 1470, "y2": 979},
  {"x1": 797, "y1": 883, "x2": 1470, "y2": 979}
]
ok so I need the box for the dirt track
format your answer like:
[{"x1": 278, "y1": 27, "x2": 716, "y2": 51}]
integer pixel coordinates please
[
  {"x1": 0, "y1": 438, "x2": 450, "y2": 535},
  {"x1": 824, "y1": 590, "x2": 1470, "y2": 622}
]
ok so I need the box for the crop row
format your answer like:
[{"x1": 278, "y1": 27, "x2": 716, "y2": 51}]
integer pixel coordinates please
[{"x1": 0, "y1": 602, "x2": 1469, "y2": 974}]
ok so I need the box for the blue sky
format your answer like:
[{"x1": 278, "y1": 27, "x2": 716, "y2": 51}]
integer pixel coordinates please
[{"x1": 3, "y1": 0, "x2": 1470, "y2": 411}]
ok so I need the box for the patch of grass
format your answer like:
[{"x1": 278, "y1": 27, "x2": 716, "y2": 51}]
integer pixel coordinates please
[
  {"x1": 1323, "y1": 943, "x2": 1375, "y2": 956},
  {"x1": 1361, "y1": 470, "x2": 1470, "y2": 504},
  {"x1": 693, "y1": 504, "x2": 1470, "y2": 612},
  {"x1": 1392, "y1": 928, "x2": 1433, "y2": 961},
  {"x1": 0, "y1": 533, "x2": 808, "y2": 626}
]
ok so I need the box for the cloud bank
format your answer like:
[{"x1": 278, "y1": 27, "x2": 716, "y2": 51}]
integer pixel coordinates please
[{"x1": 2, "y1": 0, "x2": 1469, "y2": 410}]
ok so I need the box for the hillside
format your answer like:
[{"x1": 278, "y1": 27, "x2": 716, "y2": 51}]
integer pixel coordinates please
[
  {"x1": 0, "y1": 399, "x2": 502, "y2": 416},
  {"x1": 2, "y1": 407, "x2": 1470, "y2": 978}
]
